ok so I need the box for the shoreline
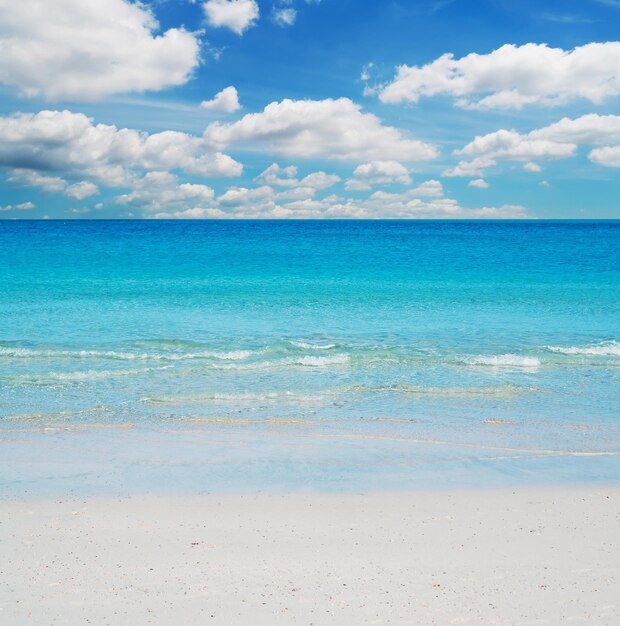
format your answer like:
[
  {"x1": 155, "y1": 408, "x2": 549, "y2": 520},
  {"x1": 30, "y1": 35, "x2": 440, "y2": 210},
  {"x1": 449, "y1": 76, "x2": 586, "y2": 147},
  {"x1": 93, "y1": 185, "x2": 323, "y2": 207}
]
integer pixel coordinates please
[
  {"x1": 2, "y1": 486, "x2": 618, "y2": 625},
  {"x1": 3, "y1": 421, "x2": 620, "y2": 499}
]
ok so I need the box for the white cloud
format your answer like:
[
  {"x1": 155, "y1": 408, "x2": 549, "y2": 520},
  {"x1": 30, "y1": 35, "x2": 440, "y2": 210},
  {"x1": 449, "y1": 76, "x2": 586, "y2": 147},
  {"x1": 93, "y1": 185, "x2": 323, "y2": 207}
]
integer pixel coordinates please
[
  {"x1": 204, "y1": 98, "x2": 438, "y2": 161},
  {"x1": 368, "y1": 180, "x2": 444, "y2": 205},
  {"x1": 379, "y1": 42, "x2": 620, "y2": 109},
  {"x1": 529, "y1": 114, "x2": 620, "y2": 144},
  {"x1": 529, "y1": 114, "x2": 620, "y2": 169},
  {"x1": 409, "y1": 180, "x2": 444, "y2": 197},
  {"x1": 117, "y1": 172, "x2": 216, "y2": 212},
  {"x1": 523, "y1": 162, "x2": 542, "y2": 172},
  {"x1": 456, "y1": 129, "x2": 577, "y2": 161},
  {"x1": 274, "y1": 186, "x2": 317, "y2": 200},
  {"x1": 0, "y1": 110, "x2": 243, "y2": 188},
  {"x1": 200, "y1": 86, "x2": 242, "y2": 112},
  {"x1": 345, "y1": 160, "x2": 411, "y2": 191},
  {"x1": 468, "y1": 178, "x2": 489, "y2": 188},
  {"x1": 256, "y1": 163, "x2": 298, "y2": 185},
  {"x1": 589, "y1": 146, "x2": 620, "y2": 167},
  {"x1": 360, "y1": 62, "x2": 374, "y2": 82},
  {"x1": 146, "y1": 172, "x2": 527, "y2": 220},
  {"x1": 298, "y1": 171, "x2": 341, "y2": 189},
  {"x1": 218, "y1": 185, "x2": 274, "y2": 206},
  {"x1": 442, "y1": 157, "x2": 496, "y2": 178},
  {"x1": 65, "y1": 181, "x2": 99, "y2": 200},
  {"x1": 210, "y1": 187, "x2": 527, "y2": 219},
  {"x1": 153, "y1": 207, "x2": 228, "y2": 219},
  {"x1": 0, "y1": 201, "x2": 35, "y2": 212},
  {"x1": 203, "y1": 0, "x2": 259, "y2": 35},
  {"x1": 449, "y1": 113, "x2": 620, "y2": 175},
  {"x1": 273, "y1": 7, "x2": 297, "y2": 26},
  {"x1": 7, "y1": 169, "x2": 68, "y2": 193},
  {"x1": 255, "y1": 163, "x2": 340, "y2": 189},
  {"x1": 0, "y1": 0, "x2": 200, "y2": 101}
]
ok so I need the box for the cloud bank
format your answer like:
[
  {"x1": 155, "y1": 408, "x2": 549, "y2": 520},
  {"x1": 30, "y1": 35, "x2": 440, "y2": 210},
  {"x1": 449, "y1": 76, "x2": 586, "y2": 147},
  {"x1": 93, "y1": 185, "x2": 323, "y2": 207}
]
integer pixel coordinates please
[{"x1": 0, "y1": 110, "x2": 242, "y2": 188}]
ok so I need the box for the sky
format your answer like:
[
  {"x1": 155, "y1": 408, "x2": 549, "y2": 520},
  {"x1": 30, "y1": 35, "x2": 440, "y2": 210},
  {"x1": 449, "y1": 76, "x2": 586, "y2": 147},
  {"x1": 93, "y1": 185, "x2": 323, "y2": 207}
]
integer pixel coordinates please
[{"x1": 0, "y1": 0, "x2": 619, "y2": 219}]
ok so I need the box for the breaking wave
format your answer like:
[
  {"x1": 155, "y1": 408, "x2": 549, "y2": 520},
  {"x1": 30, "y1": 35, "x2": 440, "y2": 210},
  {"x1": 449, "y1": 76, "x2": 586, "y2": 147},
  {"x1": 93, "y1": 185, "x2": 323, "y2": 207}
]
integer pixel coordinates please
[
  {"x1": 546, "y1": 341, "x2": 620, "y2": 357},
  {"x1": 288, "y1": 340, "x2": 337, "y2": 350},
  {"x1": 0, "y1": 346, "x2": 255, "y2": 362},
  {"x1": 5, "y1": 367, "x2": 169, "y2": 385},
  {"x1": 467, "y1": 354, "x2": 541, "y2": 369}
]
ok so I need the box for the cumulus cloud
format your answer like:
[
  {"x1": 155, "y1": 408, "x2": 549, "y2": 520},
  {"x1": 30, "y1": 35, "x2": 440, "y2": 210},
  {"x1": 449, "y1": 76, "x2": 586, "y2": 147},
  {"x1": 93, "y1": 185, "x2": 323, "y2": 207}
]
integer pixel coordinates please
[
  {"x1": 153, "y1": 207, "x2": 228, "y2": 219},
  {"x1": 317, "y1": 197, "x2": 527, "y2": 220},
  {"x1": 203, "y1": 0, "x2": 259, "y2": 35},
  {"x1": 154, "y1": 198, "x2": 528, "y2": 220},
  {"x1": 589, "y1": 146, "x2": 620, "y2": 167},
  {"x1": 0, "y1": 0, "x2": 200, "y2": 101},
  {"x1": 65, "y1": 181, "x2": 99, "y2": 200},
  {"x1": 456, "y1": 129, "x2": 577, "y2": 161},
  {"x1": 256, "y1": 164, "x2": 298, "y2": 185},
  {"x1": 468, "y1": 178, "x2": 489, "y2": 188},
  {"x1": 0, "y1": 201, "x2": 35, "y2": 212},
  {"x1": 379, "y1": 42, "x2": 620, "y2": 109},
  {"x1": 7, "y1": 169, "x2": 68, "y2": 193},
  {"x1": 368, "y1": 181, "x2": 444, "y2": 205},
  {"x1": 523, "y1": 162, "x2": 542, "y2": 173},
  {"x1": 204, "y1": 98, "x2": 438, "y2": 161},
  {"x1": 218, "y1": 185, "x2": 275, "y2": 207},
  {"x1": 408, "y1": 180, "x2": 444, "y2": 197},
  {"x1": 442, "y1": 157, "x2": 496, "y2": 178},
  {"x1": 117, "y1": 171, "x2": 216, "y2": 213},
  {"x1": 200, "y1": 86, "x2": 242, "y2": 112},
  {"x1": 204, "y1": 183, "x2": 526, "y2": 219},
  {"x1": 529, "y1": 114, "x2": 620, "y2": 144},
  {"x1": 151, "y1": 173, "x2": 526, "y2": 220},
  {"x1": 133, "y1": 159, "x2": 527, "y2": 220},
  {"x1": 274, "y1": 186, "x2": 317, "y2": 201},
  {"x1": 255, "y1": 163, "x2": 340, "y2": 189},
  {"x1": 345, "y1": 160, "x2": 412, "y2": 191},
  {"x1": 296, "y1": 171, "x2": 341, "y2": 190},
  {"x1": 0, "y1": 110, "x2": 243, "y2": 189},
  {"x1": 448, "y1": 113, "x2": 620, "y2": 175}
]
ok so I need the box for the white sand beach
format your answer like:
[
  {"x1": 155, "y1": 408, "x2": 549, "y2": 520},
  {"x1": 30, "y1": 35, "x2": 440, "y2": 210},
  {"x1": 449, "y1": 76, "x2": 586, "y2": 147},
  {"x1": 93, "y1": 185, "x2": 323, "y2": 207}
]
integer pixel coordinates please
[{"x1": 1, "y1": 486, "x2": 618, "y2": 625}]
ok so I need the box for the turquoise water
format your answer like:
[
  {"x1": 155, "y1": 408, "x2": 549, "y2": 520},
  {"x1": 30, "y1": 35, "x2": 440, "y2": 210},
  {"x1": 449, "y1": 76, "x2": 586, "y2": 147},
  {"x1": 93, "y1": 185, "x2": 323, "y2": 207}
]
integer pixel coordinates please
[{"x1": 1, "y1": 220, "x2": 619, "y2": 495}]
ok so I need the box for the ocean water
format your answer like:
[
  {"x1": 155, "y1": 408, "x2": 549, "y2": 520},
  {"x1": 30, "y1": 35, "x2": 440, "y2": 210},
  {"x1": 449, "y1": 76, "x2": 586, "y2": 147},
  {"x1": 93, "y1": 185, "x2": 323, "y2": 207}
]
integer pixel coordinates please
[{"x1": 1, "y1": 220, "x2": 619, "y2": 495}]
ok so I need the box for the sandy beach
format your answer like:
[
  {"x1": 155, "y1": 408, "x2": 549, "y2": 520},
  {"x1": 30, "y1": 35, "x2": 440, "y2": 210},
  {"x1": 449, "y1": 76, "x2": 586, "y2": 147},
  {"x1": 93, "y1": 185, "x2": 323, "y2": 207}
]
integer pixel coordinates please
[{"x1": 1, "y1": 486, "x2": 618, "y2": 625}]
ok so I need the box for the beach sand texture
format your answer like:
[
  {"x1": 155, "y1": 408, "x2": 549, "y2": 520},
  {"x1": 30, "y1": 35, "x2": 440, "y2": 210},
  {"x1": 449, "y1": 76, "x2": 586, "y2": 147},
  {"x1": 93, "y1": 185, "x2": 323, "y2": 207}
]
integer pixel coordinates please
[{"x1": 1, "y1": 487, "x2": 618, "y2": 625}]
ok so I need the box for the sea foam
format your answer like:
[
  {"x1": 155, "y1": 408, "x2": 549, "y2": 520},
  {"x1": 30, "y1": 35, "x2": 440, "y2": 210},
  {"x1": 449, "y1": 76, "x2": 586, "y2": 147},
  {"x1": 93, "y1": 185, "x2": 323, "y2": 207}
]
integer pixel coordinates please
[
  {"x1": 288, "y1": 340, "x2": 337, "y2": 350},
  {"x1": 0, "y1": 346, "x2": 255, "y2": 361},
  {"x1": 546, "y1": 341, "x2": 620, "y2": 357},
  {"x1": 467, "y1": 354, "x2": 541, "y2": 368}
]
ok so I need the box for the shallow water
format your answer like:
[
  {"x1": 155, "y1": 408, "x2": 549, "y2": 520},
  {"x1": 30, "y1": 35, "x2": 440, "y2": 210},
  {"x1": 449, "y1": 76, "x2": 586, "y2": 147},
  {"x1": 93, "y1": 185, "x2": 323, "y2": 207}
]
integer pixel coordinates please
[{"x1": 1, "y1": 220, "x2": 619, "y2": 494}]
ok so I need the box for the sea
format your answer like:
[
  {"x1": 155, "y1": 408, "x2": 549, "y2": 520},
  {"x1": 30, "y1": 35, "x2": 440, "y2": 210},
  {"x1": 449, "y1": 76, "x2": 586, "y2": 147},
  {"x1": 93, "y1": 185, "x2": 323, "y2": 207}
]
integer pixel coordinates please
[{"x1": 1, "y1": 220, "x2": 619, "y2": 495}]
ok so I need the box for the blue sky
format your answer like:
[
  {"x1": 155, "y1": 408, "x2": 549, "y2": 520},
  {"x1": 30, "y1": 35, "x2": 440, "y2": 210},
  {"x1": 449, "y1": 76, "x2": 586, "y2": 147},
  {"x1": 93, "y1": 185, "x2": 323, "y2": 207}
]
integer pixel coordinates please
[{"x1": 0, "y1": 0, "x2": 619, "y2": 219}]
